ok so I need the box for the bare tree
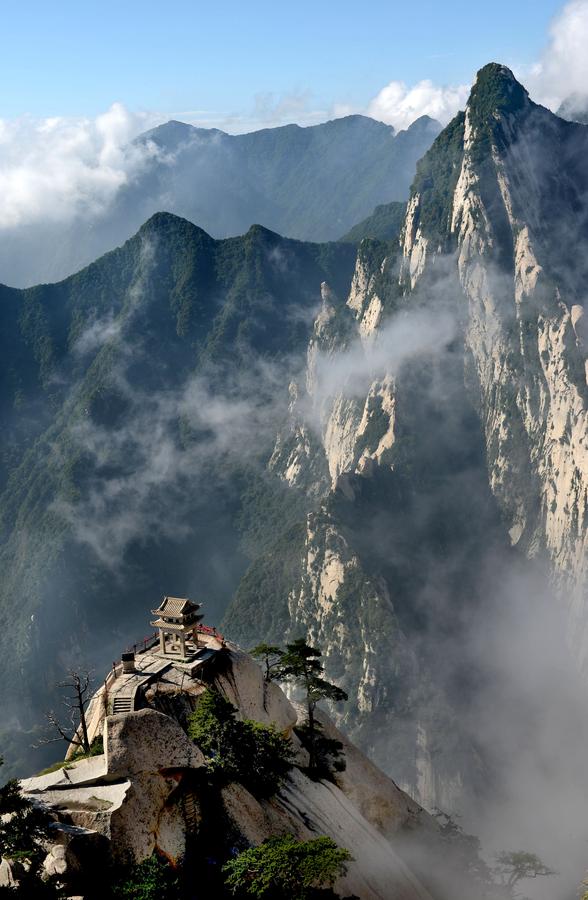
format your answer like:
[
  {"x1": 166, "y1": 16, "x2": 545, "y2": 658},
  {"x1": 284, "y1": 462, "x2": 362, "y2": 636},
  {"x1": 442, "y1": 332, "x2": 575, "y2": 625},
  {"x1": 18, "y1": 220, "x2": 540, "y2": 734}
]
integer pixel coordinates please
[{"x1": 38, "y1": 669, "x2": 93, "y2": 755}]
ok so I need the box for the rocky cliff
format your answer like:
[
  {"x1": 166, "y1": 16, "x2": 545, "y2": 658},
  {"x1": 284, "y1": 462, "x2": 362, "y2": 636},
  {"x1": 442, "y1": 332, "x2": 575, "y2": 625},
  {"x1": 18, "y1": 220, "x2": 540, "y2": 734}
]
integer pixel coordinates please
[
  {"x1": 18, "y1": 643, "x2": 444, "y2": 899},
  {"x1": 224, "y1": 64, "x2": 588, "y2": 816},
  {"x1": 405, "y1": 63, "x2": 588, "y2": 661},
  {"x1": 1, "y1": 61, "x2": 586, "y2": 886}
]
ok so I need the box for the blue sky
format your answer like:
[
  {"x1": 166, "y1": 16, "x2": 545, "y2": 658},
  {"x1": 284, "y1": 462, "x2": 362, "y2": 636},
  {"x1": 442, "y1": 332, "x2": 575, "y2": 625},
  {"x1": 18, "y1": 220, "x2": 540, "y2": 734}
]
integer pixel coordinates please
[{"x1": 1, "y1": 0, "x2": 565, "y2": 120}]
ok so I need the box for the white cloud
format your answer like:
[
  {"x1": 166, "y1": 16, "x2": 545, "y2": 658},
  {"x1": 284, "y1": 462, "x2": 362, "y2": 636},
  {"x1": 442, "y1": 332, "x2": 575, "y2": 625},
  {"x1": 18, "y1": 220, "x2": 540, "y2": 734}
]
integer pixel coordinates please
[
  {"x1": 367, "y1": 79, "x2": 470, "y2": 131},
  {"x1": 0, "y1": 104, "x2": 165, "y2": 230},
  {"x1": 1, "y1": 0, "x2": 586, "y2": 243},
  {"x1": 523, "y1": 0, "x2": 588, "y2": 109},
  {"x1": 366, "y1": 0, "x2": 588, "y2": 130}
]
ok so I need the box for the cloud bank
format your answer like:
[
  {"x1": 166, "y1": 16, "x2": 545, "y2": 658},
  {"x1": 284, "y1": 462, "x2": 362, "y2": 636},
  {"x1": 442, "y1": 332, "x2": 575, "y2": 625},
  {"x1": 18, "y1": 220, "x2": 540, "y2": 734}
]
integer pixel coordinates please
[
  {"x1": 1, "y1": 1, "x2": 587, "y2": 251},
  {"x1": 0, "y1": 104, "x2": 163, "y2": 229},
  {"x1": 525, "y1": 0, "x2": 588, "y2": 109},
  {"x1": 367, "y1": 79, "x2": 470, "y2": 131}
]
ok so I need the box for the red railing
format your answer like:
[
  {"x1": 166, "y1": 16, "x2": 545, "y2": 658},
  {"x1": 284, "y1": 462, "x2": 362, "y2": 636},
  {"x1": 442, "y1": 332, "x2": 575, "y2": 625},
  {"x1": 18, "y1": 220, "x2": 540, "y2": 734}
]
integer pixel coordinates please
[{"x1": 196, "y1": 623, "x2": 225, "y2": 643}]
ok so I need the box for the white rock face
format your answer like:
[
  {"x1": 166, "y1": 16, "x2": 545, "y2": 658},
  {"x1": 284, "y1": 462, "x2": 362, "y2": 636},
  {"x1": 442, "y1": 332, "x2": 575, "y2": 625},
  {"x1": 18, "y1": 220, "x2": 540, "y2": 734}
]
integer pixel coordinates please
[
  {"x1": 0, "y1": 859, "x2": 18, "y2": 888},
  {"x1": 444, "y1": 103, "x2": 588, "y2": 666},
  {"x1": 270, "y1": 260, "x2": 400, "y2": 499},
  {"x1": 43, "y1": 844, "x2": 68, "y2": 877},
  {"x1": 405, "y1": 723, "x2": 464, "y2": 815},
  {"x1": 105, "y1": 709, "x2": 205, "y2": 863},
  {"x1": 213, "y1": 645, "x2": 298, "y2": 733},
  {"x1": 403, "y1": 195, "x2": 430, "y2": 289},
  {"x1": 263, "y1": 68, "x2": 588, "y2": 820},
  {"x1": 221, "y1": 772, "x2": 434, "y2": 900}
]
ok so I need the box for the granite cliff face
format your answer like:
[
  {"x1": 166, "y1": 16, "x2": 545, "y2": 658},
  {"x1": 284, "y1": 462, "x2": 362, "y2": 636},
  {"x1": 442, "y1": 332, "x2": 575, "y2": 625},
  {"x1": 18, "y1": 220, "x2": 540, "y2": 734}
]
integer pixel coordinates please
[
  {"x1": 406, "y1": 64, "x2": 588, "y2": 662},
  {"x1": 224, "y1": 64, "x2": 588, "y2": 813}
]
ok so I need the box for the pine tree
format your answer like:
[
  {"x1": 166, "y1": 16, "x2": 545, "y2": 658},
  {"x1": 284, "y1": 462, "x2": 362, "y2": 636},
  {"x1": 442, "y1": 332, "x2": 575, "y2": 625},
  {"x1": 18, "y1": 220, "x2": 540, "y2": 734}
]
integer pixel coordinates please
[{"x1": 274, "y1": 639, "x2": 347, "y2": 775}]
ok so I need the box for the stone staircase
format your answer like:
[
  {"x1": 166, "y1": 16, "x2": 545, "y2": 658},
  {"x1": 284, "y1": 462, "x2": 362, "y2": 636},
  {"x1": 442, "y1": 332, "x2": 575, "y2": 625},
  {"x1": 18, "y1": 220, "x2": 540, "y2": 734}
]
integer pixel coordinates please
[
  {"x1": 112, "y1": 696, "x2": 133, "y2": 715},
  {"x1": 183, "y1": 791, "x2": 199, "y2": 831}
]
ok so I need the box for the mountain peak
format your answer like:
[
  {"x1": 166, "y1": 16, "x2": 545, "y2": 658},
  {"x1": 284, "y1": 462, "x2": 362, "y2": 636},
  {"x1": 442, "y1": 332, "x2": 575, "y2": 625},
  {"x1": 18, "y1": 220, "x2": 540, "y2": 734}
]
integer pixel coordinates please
[
  {"x1": 245, "y1": 223, "x2": 283, "y2": 243},
  {"x1": 405, "y1": 115, "x2": 443, "y2": 136},
  {"x1": 468, "y1": 63, "x2": 529, "y2": 122},
  {"x1": 135, "y1": 119, "x2": 226, "y2": 151},
  {"x1": 138, "y1": 211, "x2": 214, "y2": 241}
]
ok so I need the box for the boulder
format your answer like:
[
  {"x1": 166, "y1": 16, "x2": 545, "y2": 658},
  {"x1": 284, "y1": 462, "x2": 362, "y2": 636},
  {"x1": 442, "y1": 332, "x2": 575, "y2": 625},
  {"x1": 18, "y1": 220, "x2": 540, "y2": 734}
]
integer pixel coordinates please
[
  {"x1": 0, "y1": 858, "x2": 19, "y2": 888},
  {"x1": 105, "y1": 708, "x2": 204, "y2": 776},
  {"x1": 104, "y1": 709, "x2": 204, "y2": 863},
  {"x1": 43, "y1": 844, "x2": 67, "y2": 877}
]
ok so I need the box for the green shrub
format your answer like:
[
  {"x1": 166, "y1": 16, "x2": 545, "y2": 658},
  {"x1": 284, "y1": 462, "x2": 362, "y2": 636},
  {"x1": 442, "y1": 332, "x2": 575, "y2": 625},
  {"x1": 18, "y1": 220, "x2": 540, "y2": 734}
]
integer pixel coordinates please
[
  {"x1": 222, "y1": 834, "x2": 351, "y2": 899},
  {"x1": 0, "y1": 757, "x2": 57, "y2": 897},
  {"x1": 187, "y1": 690, "x2": 293, "y2": 797},
  {"x1": 111, "y1": 854, "x2": 180, "y2": 900}
]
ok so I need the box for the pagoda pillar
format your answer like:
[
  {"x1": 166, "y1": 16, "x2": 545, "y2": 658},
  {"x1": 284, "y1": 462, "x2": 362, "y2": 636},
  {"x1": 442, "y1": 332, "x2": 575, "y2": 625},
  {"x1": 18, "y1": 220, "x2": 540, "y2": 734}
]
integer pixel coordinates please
[{"x1": 159, "y1": 630, "x2": 166, "y2": 655}]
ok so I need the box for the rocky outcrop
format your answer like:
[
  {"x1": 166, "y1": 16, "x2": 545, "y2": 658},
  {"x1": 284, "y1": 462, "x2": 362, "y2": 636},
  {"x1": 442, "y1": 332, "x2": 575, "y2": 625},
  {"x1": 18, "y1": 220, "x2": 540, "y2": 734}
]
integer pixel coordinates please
[{"x1": 20, "y1": 644, "x2": 440, "y2": 899}]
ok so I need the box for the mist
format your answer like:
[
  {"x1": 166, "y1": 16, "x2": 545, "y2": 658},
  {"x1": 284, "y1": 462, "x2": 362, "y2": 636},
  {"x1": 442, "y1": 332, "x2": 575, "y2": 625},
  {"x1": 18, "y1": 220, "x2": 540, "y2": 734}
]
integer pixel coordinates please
[
  {"x1": 1, "y1": 8, "x2": 588, "y2": 896},
  {"x1": 267, "y1": 239, "x2": 588, "y2": 899}
]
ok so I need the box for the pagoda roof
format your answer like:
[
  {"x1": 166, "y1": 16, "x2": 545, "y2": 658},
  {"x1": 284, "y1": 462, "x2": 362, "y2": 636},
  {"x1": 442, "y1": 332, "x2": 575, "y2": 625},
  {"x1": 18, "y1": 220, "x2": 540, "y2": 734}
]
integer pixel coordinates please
[{"x1": 150, "y1": 596, "x2": 202, "y2": 617}]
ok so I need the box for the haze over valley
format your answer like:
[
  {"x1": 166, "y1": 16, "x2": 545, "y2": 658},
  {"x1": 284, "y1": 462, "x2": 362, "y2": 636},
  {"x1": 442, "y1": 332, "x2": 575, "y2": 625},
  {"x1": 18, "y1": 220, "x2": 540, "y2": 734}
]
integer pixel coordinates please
[{"x1": 1, "y1": 2, "x2": 588, "y2": 898}]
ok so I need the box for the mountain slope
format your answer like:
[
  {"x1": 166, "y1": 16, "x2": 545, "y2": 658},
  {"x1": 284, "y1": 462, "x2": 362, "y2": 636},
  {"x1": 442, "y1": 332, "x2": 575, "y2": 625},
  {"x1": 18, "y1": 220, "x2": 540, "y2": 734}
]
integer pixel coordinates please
[
  {"x1": 340, "y1": 199, "x2": 407, "y2": 243},
  {"x1": 3, "y1": 62, "x2": 588, "y2": 896},
  {"x1": 0, "y1": 214, "x2": 356, "y2": 774},
  {"x1": 0, "y1": 114, "x2": 441, "y2": 288}
]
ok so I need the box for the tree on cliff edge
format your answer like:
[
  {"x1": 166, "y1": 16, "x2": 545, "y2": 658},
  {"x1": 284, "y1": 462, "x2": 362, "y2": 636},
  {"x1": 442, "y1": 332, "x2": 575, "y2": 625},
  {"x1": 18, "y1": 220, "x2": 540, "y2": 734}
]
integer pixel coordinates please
[
  {"x1": 39, "y1": 670, "x2": 93, "y2": 756},
  {"x1": 274, "y1": 639, "x2": 347, "y2": 777},
  {"x1": 250, "y1": 644, "x2": 284, "y2": 681}
]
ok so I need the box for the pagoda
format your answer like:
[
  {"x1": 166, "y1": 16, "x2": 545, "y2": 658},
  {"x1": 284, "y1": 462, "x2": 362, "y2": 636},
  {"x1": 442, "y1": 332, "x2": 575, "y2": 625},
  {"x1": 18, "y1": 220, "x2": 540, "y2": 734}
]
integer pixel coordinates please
[{"x1": 150, "y1": 596, "x2": 204, "y2": 658}]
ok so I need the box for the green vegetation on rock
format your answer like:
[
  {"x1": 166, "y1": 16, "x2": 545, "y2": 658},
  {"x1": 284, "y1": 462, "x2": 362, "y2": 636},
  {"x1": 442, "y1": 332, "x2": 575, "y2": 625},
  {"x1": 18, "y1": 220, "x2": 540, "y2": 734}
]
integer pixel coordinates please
[
  {"x1": 273, "y1": 639, "x2": 347, "y2": 779},
  {"x1": 410, "y1": 111, "x2": 465, "y2": 246},
  {"x1": 222, "y1": 834, "x2": 351, "y2": 899},
  {"x1": 339, "y1": 201, "x2": 407, "y2": 244},
  {"x1": 187, "y1": 690, "x2": 293, "y2": 797},
  {"x1": 111, "y1": 854, "x2": 180, "y2": 900}
]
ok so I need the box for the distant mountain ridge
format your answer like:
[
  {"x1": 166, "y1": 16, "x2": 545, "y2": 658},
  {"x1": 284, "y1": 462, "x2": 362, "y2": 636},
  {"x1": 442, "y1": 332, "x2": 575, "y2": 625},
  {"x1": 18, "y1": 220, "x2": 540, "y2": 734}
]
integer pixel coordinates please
[{"x1": 0, "y1": 113, "x2": 441, "y2": 288}]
